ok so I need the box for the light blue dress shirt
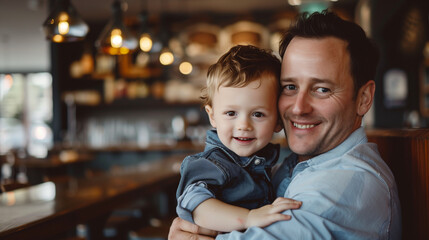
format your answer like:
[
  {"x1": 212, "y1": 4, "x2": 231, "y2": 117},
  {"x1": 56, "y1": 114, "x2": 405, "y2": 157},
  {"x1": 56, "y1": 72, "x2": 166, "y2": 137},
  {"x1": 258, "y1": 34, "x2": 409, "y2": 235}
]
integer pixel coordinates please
[{"x1": 217, "y1": 127, "x2": 402, "y2": 239}]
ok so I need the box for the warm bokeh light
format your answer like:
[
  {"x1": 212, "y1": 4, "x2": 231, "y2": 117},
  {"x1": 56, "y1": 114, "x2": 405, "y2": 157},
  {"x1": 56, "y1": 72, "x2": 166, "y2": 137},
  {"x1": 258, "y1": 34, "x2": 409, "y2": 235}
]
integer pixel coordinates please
[
  {"x1": 53, "y1": 34, "x2": 64, "y2": 42},
  {"x1": 139, "y1": 33, "x2": 153, "y2": 52},
  {"x1": 179, "y1": 61, "x2": 193, "y2": 75},
  {"x1": 159, "y1": 50, "x2": 174, "y2": 65},
  {"x1": 288, "y1": 0, "x2": 301, "y2": 6},
  {"x1": 111, "y1": 29, "x2": 123, "y2": 48},
  {"x1": 57, "y1": 12, "x2": 70, "y2": 35},
  {"x1": 58, "y1": 21, "x2": 69, "y2": 35}
]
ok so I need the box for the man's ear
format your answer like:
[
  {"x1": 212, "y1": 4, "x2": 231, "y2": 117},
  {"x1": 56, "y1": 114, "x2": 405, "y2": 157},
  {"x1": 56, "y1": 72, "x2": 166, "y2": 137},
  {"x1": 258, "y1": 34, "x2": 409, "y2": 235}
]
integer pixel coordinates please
[
  {"x1": 205, "y1": 105, "x2": 217, "y2": 128},
  {"x1": 357, "y1": 80, "x2": 375, "y2": 116}
]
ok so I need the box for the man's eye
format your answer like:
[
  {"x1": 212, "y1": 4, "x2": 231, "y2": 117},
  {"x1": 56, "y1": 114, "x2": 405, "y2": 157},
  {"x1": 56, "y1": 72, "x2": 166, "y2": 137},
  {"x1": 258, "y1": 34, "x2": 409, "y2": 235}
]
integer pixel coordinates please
[
  {"x1": 225, "y1": 111, "x2": 236, "y2": 117},
  {"x1": 281, "y1": 84, "x2": 297, "y2": 95},
  {"x1": 316, "y1": 87, "x2": 331, "y2": 93},
  {"x1": 253, "y1": 112, "x2": 264, "y2": 118},
  {"x1": 282, "y1": 85, "x2": 296, "y2": 91}
]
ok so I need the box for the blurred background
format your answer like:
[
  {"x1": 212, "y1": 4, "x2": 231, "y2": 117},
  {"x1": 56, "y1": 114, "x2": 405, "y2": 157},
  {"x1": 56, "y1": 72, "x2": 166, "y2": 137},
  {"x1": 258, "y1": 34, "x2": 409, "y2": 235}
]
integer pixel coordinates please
[
  {"x1": 0, "y1": 0, "x2": 428, "y2": 177},
  {"x1": 0, "y1": 1, "x2": 428, "y2": 239}
]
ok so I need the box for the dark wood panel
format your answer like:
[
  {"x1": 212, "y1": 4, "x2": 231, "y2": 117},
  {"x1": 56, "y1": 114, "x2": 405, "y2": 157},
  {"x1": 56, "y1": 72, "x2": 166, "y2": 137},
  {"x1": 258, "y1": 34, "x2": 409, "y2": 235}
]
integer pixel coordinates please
[{"x1": 366, "y1": 128, "x2": 429, "y2": 240}]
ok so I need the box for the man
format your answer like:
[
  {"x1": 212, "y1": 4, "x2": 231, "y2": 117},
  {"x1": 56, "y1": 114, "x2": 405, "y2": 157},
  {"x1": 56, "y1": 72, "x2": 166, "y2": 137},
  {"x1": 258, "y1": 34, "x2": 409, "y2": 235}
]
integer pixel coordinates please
[{"x1": 169, "y1": 10, "x2": 401, "y2": 239}]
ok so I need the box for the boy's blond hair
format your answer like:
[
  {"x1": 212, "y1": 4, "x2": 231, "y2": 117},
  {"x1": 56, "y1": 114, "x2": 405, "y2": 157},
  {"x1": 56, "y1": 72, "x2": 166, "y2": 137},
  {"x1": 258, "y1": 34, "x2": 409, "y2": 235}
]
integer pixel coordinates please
[{"x1": 201, "y1": 45, "x2": 281, "y2": 107}]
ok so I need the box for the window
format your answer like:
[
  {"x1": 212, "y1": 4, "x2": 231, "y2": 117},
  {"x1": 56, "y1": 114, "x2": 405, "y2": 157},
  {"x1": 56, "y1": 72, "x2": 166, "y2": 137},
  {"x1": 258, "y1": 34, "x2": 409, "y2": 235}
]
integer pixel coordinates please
[{"x1": 0, "y1": 73, "x2": 53, "y2": 157}]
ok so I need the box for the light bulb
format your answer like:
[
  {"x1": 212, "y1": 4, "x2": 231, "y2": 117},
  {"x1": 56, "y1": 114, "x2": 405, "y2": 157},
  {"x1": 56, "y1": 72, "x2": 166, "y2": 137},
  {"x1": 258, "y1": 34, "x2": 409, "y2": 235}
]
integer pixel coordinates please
[
  {"x1": 58, "y1": 21, "x2": 69, "y2": 34},
  {"x1": 179, "y1": 61, "x2": 193, "y2": 75},
  {"x1": 159, "y1": 50, "x2": 174, "y2": 65},
  {"x1": 95, "y1": 0, "x2": 137, "y2": 55},
  {"x1": 110, "y1": 29, "x2": 123, "y2": 48},
  {"x1": 139, "y1": 33, "x2": 153, "y2": 52},
  {"x1": 57, "y1": 12, "x2": 70, "y2": 34},
  {"x1": 42, "y1": 0, "x2": 89, "y2": 42}
]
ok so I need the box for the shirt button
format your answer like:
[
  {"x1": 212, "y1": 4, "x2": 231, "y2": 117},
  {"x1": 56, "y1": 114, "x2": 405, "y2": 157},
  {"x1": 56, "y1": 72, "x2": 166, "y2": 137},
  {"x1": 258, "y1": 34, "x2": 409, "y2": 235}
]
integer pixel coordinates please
[{"x1": 254, "y1": 159, "x2": 261, "y2": 165}]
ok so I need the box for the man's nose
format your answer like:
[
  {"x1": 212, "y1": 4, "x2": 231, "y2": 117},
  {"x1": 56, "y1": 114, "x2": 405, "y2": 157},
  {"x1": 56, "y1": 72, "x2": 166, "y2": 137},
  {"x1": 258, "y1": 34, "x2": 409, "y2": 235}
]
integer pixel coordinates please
[
  {"x1": 291, "y1": 91, "x2": 312, "y2": 115},
  {"x1": 237, "y1": 116, "x2": 253, "y2": 131}
]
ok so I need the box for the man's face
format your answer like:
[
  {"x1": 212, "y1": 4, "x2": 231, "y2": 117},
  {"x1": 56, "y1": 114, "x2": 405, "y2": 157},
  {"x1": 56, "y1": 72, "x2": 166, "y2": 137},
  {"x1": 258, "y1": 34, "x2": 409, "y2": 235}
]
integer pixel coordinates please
[
  {"x1": 279, "y1": 37, "x2": 365, "y2": 161},
  {"x1": 205, "y1": 75, "x2": 281, "y2": 157}
]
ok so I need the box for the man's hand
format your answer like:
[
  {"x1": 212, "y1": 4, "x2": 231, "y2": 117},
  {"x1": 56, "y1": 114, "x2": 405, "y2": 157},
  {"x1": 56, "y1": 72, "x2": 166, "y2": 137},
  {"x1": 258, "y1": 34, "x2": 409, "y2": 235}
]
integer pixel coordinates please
[
  {"x1": 168, "y1": 217, "x2": 218, "y2": 240},
  {"x1": 246, "y1": 197, "x2": 302, "y2": 228}
]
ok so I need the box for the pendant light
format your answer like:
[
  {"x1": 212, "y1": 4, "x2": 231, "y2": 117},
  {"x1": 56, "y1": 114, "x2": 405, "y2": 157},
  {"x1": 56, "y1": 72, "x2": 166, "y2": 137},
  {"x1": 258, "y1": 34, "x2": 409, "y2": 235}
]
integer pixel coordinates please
[
  {"x1": 96, "y1": 0, "x2": 138, "y2": 55},
  {"x1": 138, "y1": 1, "x2": 153, "y2": 52},
  {"x1": 42, "y1": 0, "x2": 89, "y2": 43},
  {"x1": 158, "y1": 19, "x2": 174, "y2": 65}
]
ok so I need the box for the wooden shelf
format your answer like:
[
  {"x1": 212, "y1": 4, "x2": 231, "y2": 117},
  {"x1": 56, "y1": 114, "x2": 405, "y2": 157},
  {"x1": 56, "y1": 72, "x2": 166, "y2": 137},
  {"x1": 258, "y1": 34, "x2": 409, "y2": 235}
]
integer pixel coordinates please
[{"x1": 75, "y1": 97, "x2": 201, "y2": 112}]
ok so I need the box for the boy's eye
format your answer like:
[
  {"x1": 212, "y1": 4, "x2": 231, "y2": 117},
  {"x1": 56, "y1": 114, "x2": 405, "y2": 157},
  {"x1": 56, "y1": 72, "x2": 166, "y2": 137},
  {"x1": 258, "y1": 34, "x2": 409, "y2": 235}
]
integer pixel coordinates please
[
  {"x1": 225, "y1": 111, "x2": 236, "y2": 117},
  {"x1": 252, "y1": 112, "x2": 264, "y2": 118}
]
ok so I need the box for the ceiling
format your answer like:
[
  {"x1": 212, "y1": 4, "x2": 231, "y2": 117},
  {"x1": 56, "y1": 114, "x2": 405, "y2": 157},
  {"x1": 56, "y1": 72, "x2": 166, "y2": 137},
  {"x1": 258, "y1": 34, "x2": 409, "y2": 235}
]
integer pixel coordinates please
[
  {"x1": 69, "y1": 0, "x2": 358, "y2": 22},
  {"x1": 70, "y1": 0, "x2": 287, "y2": 21}
]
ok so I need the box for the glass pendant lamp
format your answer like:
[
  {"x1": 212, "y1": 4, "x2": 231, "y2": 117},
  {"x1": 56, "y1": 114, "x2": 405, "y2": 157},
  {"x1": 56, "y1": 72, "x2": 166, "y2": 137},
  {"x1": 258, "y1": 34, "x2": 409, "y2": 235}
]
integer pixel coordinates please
[
  {"x1": 96, "y1": 0, "x2": 138, "y2": 55},
  {"x1": 158, "y1": 23, "x2": 174, "y2": 65},
  {"x1": 139, "y1": 11, "x2": 153, "y2": 52},
  {"x1": 42, "y1": 0, "x2": 89, "y2": 43}
]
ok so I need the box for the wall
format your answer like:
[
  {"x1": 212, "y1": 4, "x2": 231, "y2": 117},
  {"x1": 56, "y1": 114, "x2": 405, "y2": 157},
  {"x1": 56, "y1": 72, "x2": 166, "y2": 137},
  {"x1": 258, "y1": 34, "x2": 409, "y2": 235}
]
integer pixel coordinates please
[{"x1": 0, "y1": 0, "x2": 49, "y2": 72}]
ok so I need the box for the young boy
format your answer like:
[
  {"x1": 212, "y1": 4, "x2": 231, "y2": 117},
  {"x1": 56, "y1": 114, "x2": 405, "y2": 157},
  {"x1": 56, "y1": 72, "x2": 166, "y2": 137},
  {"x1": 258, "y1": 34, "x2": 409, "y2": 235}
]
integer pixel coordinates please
[{"x1": 176, "y1": 45, "x2": 301, "y2": 232}]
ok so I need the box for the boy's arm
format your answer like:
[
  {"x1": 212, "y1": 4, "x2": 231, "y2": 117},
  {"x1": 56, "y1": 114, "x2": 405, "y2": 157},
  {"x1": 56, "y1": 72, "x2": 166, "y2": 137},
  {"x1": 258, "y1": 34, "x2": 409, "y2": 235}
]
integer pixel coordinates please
[{"x1": 193, "y1": 197, "x2": 302, "y2": 232}]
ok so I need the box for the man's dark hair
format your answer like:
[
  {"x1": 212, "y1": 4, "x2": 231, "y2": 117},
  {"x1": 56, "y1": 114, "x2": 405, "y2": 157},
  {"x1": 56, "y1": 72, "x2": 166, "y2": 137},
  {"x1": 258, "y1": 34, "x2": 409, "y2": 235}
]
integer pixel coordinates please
[{"x1": 279, "y1": 10, "x2": 379, "y2": 97}]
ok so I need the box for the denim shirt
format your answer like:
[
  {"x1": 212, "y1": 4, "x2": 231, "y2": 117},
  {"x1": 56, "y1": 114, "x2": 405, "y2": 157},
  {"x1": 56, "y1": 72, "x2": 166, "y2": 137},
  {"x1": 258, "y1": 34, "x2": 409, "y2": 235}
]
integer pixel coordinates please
[
  {"x1": 217, "y1": 127, "x2": 402, "y2": 240},
  {"x1": 176, "y1": 129, "x2": 279, "y2": 223}
]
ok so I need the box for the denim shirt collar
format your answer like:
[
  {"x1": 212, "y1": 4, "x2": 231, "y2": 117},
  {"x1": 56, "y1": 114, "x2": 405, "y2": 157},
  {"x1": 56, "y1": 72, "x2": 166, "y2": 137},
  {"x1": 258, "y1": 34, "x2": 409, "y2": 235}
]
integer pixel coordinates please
[{"x1": 204, "y1": 129, "x2": 279, "y2": 168}]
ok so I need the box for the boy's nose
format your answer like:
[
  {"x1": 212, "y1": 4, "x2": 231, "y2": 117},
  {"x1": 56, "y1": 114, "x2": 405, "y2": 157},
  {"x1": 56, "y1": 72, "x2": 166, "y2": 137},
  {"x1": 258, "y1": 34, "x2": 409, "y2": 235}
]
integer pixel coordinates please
[{"x1": 237, "y1": 117, "x2": 252, "y2": 131}]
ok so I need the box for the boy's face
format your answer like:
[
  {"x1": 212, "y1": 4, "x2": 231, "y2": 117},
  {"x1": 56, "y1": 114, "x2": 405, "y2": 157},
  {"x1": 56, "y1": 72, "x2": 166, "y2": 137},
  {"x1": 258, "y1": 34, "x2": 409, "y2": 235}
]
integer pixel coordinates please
[{"x1": 205, "y1": 75, "x2": 281, "y2": 157}]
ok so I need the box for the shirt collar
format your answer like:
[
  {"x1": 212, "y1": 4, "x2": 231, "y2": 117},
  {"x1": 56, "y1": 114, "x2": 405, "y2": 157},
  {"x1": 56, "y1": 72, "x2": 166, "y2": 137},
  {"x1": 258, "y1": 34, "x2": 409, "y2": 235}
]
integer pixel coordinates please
[
  {"x1": 205, "y1": 129, "x2": 279, "y2": 167},
  {"x1": 306, "y1": 127, "x2": 368, "y2": 166},
  {"x1": 285, "y1": 127, "x2": 367, "y2": 168},
  {"x1": 275, "y1": 127, "x2": 368, "y2": 191}
]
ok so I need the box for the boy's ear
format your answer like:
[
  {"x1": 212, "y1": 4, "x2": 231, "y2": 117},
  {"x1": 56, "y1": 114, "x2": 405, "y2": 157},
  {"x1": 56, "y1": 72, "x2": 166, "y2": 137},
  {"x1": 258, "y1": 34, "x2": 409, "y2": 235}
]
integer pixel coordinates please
[
  {"x1": 205, "y1": 105, "x2": 217, "y2": 128},
  {"x1": 274, "y1": 117, "x2": 283, "y2": 133}
]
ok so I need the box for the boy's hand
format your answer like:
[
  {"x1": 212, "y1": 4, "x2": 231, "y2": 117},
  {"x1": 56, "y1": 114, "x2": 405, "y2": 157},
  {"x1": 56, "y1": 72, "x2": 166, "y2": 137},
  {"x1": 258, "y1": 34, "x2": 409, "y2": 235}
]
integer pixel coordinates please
[{"x1": 245, "y1": 197, "x2": 302, "y2": 228}]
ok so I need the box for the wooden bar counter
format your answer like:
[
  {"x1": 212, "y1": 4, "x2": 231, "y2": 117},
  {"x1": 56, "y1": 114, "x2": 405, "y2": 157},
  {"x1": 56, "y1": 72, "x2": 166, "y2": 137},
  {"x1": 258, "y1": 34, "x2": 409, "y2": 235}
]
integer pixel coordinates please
[{"x1": 0, "y1": 154, "x2": 184, "y2": 240}]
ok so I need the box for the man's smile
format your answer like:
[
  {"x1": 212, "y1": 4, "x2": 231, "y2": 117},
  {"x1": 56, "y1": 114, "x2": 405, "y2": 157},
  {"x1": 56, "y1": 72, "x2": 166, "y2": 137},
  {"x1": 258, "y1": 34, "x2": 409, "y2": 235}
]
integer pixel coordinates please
[{"x1": 293, "y1": 122, "x2": 316, "y2": 129}]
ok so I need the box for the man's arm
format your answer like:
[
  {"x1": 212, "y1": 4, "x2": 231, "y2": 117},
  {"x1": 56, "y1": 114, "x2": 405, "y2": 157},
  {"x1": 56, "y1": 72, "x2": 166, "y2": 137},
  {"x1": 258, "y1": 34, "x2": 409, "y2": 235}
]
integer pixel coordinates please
[{"x1": 168, "y1": 217, "x2": 217, "y2": 240}]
